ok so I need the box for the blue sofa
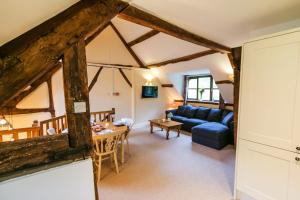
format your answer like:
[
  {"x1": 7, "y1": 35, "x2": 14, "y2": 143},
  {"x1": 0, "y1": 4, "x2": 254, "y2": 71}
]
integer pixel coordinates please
[{"x1": 166, "y1": 105, "x2": 234, "y2": 150}]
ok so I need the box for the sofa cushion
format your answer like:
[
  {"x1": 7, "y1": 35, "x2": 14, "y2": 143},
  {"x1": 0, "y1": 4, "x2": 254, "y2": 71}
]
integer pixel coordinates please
[
  {"x1": 192, "y1": 122, "x2": 229, "y2": 140},
  {"x1": 207, "y1": 108, "x2": 222, "y2": 122},
  {"x1": 182, "y1": 105, "x2": 197, "y2": 118},
  {"x1": 176, "y1": 106, "x2": 186, "y2": 116},
  {"x1": 221, "y1": 111, "x2": 234, "y2": 126},
  {"x1": 184, "y1": 118, "x2": 207, "y2": 127},
  {"x1": 194, "y1": 107, "x2": 211, "y2": 120},
  {"x1": 171, "y1": 115, "x2": 187, "y2": 123}
]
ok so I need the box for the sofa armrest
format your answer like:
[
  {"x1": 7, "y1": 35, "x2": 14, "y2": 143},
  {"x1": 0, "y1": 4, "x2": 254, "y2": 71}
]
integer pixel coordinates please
[{"x1": 165, "y1": 109, "x2": 177, "y2": 118}]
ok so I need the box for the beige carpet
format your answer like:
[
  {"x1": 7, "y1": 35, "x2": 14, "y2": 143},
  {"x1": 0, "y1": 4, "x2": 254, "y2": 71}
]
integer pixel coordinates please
[{"x1": 98, "y1": 126, "x2": 235, "y2": 200}]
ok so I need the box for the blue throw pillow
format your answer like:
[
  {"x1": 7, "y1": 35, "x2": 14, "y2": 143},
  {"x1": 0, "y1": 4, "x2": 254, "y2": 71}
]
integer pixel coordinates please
[
  {"x1": 176, "y1": 106, "x2": 186, "y2": 116},
  {"x1": 221, "y1": 112, "x2": 234, "y2": 126},
  {"x1": 194, "y1": 107, "x2": 211, "y2": 120},
  {"x1": 182, "y1": 106, "x2": 197, "y2": 118},
  {"x1": 207, "y1": 108, "x2": 222, "y2": 122}
]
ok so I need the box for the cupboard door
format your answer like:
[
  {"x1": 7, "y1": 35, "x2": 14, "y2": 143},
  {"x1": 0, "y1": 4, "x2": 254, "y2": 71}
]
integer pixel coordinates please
[
  {"x1": 237, "y1": 139, "x2": 291, "y2": 200},
  {"x1": 239, "y1": 31, "x2": 300, "y2": 151},
  {"x1": 288, "y1": 153, "x2": 300, "y2": 200}
]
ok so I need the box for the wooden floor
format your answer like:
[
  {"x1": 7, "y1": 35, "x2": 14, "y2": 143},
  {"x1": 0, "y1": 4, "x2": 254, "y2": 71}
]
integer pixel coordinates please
[{"x1": 98, "y1": 126, "x2": 235, "y2": 200}]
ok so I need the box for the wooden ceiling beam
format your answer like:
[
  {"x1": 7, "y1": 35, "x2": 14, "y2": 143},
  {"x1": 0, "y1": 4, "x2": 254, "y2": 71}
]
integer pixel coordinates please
[
  {"x1": 118, "y1": 68, "x2": 132, "y2": 88},
  {"x1": 4, "y1": 63, "x2": 62, "y2": 108},
  {"x1": 85, "y1": 22, "x2": 110, "y2": 45},
  {"x1": 148, "y1": 50, "x2": 217, "y2": 67},
  {"x1": 128, "y1": 30, "x2": 159, "y2": 46},
  {"x1": 110, "y1": 22, "x2": 146, "y2": 68},
  {"x1": 89, "y1": 67, "x2": 103, "y2": 92},
  {"x1": 0, "y1": 0, "x2": 128, "y2": 107},
  {"x1": 118, "y1": 6, "x2": 231, "y2": 53},
  {"x1": 215, "y1": 80, "x2": 234, "y2": 84}
]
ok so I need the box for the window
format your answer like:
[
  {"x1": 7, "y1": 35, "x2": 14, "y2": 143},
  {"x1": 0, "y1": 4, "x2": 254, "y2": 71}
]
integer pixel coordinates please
[{"x1": 186, "y1": 75, "x2": 219, "y2": 102}]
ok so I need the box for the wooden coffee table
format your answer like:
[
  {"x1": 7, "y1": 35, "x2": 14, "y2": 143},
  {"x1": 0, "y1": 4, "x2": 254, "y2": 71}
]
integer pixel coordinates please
[{"x1": 149, "y1": 119, "x2": 183, "y2": 140}]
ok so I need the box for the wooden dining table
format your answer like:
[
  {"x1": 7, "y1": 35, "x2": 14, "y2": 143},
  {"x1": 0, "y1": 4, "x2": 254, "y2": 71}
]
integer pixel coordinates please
[{"x1": 92, "y1": 122, "x2": 128, "y2": 164}]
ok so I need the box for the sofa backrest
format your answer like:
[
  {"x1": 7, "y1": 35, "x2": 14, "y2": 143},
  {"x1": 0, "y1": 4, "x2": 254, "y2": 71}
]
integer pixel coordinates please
[
  {"x1": 194, "y1": 107, "x2": 211, "y2": 120},
  {"x1": 175, "y1": 105, "x2": 233, "y2": 125}
]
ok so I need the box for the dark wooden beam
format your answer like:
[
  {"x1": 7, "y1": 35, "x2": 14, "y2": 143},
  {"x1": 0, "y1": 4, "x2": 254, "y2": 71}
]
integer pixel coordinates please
[
  {"x1": 161, "y1": 84, "x2": 173, "y2": 87},
  {"x1": 183, "y1": 76, "x2": 188, "y2": 105},
  {"x1": 88, "y1": 62, "x2": 138, "y2": 68},
  {"x1": 0, "y1": 0, "x2": 128, "y2": 107},
  {"x1": 219, "y1": 94, "x2": 225, "y2": 109},
  {"x1": 227, "y1": 47, "x2": 242, "y2": 147},
  {"x1": 110, "y1": 22, "x2": 146, "y2": 68},
  {"x1": 148, "y1": 50, "x2": 217, "y2": 67},
  {"x1": 215, "y1": 80, "x2": 234, "y2": 84},
  {"x1": 89, "y1": 67, "x2": 103, "y2": 92},
  {"x1": 85, "y1": 22, "x2": 110, "y2": 45},
  {"x1": 63, "y1": 39, "x2": 92, "y2": 149},
  {"x1": 0, "y1": 108, "x2": 50, "y2": 115},
  {"x1": 128, "y1": 30, "x2": 159, "y2": 46},
  {"x1": 118, "y1": 6, "x2": 231, "y2": 53},
  {"x1": 4, "y1": 62, "x2": 62, "y2": 108},
  {"x1": 47, "y1": 79, "x2": 55, "y2": 118},
  {"x1": 118, "y1": 68, "x2": 132, "y2": 88}
]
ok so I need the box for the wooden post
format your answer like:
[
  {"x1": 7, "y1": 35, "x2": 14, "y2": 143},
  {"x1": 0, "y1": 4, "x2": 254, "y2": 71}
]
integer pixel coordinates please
[
  {"x1": 47, "y1": 79, "x2": 56, "y2": 118},
  {"x1": 219, "y1": 94, "x2": 225, "y2": 110},
  {"x1": 227, "y1": 47, "x2": 242, "y2": 147},
  {"x1": 183, "y1": 76, "x2": 188, "y2": 105},
  {"x1": 62, "y1": 39, "x2": 91, "y2": 149}
]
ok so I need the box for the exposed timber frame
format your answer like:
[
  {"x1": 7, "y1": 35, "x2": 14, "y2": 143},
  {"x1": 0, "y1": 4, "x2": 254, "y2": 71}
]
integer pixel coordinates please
[
  {"x1": 227, "y1": 47, "x2": 242, "y2": 147},
  {"x1": 118, "y1": 6, "x2": 231, "y2": 53},
  {"x1": 148, "y1": 50, "x2": 217, "y2": 67},
  {"x1": 0, "y1": 0, "x2": 128, "y2": 107},
  {"x1": 128, "y1": 30, "x2": 159, "y2": 46},
  {"x1": 0, "y1": 3, "x2": 129, "y2": 196}
]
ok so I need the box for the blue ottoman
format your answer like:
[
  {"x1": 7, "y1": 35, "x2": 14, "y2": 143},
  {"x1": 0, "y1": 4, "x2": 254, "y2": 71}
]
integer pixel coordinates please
[{"x1": 191, "y1": 122, "x2": 229, "y2": 150}]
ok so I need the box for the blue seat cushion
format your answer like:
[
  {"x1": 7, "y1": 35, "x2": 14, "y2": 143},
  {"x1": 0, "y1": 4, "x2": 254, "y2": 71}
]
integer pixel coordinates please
[
  {"x1": 176, "y1": 106, "x2": 186, "y2": 116},
  {"x1": 171, "y1": 115, "x2": 187, "y2": 123},
  {"x1": 192, "y1": 122, "x2": 229, "y2": 140},
  {"x1": 182, "y1": 105, "x2": 197, "y2": 118},
  {"x1": 207, "y1": 108, "x2": 222, "y2": 122},
  {"x1": 194, "y1": 107, "x2": 211, "y2": 120},
  {"x1": 221, "y1": 111, "x2": 234, "y2": 126},
  {"x1": 184, "y1": 118, "x2": 207, "y2": 127}
]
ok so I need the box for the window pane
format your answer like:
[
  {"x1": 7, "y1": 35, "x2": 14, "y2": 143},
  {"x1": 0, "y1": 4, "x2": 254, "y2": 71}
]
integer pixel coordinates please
[
  {"x1": 187, "y1": 89, "x2": 197, "y2": 99},
  {"x1": 188, "y1": 78, "x2": 197, "y2": 89},
  {"x1": 199, "y1": 89, "x2": 210, "y2": 101},
  {"x1": 212, "y1": 89, "x2": 220, "y2": 101},
  {"x1": 198, "y1": 77, "x2": 210, "y2": 89}
]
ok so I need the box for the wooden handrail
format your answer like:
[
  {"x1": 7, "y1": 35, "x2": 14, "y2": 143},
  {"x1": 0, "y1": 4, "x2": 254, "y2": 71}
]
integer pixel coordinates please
[
  {"x1": 40, "y1": 115, "x2": 67, "y2": 136},
  {"x1": 0, "y1": 127, "x2": 41, "y2": 142},
  {"x1": 90, "y1": 108, "x2": 115, "y2": 123}
]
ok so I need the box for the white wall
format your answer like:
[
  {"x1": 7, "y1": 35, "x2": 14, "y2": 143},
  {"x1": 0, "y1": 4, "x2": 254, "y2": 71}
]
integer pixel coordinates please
[{"x1": 0, "y1": 159, "x2": 95, "y2": 200}]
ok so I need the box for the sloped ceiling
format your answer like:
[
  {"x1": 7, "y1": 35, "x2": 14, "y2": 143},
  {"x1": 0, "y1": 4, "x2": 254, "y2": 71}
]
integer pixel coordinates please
[{"x1": 123, "y1": 0, "x2": 300, "y2": 47}]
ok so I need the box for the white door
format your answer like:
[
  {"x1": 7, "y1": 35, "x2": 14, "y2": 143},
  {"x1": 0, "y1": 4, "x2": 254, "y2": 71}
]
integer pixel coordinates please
[
  {"x1": 237, "y1": 139, "x2": 293, "y2": 200},
  {"x1": 239, "y1": 31, "x2": 300, "y2": 151}
]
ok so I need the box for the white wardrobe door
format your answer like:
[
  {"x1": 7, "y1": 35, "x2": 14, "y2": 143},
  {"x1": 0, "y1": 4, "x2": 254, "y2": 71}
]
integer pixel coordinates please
[
  {"x1": 239, "y1": 31, "x2": 300, "y2": 151},
  {"x1": 237, "y1": 139, "x2": 292, "y2": 200},
  {"x1": 288, "y1": 153, "x2": 300, "y2": 200}
]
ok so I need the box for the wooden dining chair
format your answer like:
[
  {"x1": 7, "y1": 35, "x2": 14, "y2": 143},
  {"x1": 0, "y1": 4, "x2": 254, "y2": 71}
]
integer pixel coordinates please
[{"x1": 93, "y1": 130, "x2": 123, "y2": 182}]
